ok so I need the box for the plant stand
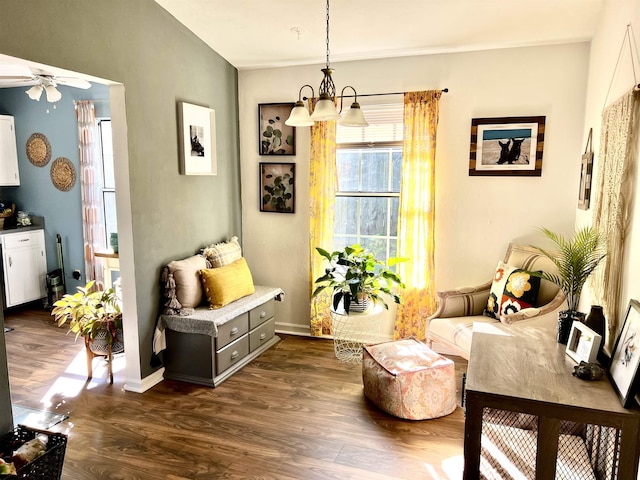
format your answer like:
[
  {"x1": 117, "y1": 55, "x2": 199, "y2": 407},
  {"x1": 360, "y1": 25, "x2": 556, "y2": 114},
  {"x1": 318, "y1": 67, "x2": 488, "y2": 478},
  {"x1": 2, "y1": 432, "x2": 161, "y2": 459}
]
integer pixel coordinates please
[
  {"x1": 84, "y1": 335, "x2": 124, "y2": 384},
  {"x1": 330, "y1": 304, "x2": 384, "y2": 363}
]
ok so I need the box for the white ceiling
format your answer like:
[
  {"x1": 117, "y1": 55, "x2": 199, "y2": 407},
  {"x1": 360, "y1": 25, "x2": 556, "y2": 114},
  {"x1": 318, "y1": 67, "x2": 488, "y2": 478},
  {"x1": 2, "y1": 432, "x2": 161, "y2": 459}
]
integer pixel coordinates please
[{"x1": 154, "y1": 0, "x2": 604, "y2": 70}]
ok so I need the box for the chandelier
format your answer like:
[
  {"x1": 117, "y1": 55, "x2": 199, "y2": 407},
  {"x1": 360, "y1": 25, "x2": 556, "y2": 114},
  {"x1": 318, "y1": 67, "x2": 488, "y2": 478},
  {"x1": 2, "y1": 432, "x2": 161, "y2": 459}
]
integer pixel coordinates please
[{"x1": 285, "y1": 0, "x2": 368, "y2": 127}]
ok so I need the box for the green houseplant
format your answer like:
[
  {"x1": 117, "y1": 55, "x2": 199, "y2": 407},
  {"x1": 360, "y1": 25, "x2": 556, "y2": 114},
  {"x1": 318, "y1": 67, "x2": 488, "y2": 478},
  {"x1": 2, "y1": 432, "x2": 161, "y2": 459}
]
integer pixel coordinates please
[
  {"x1": 312, "y1": 244, "x2": 405, "y2": 314},
  {"x1": 51, "y1": 280, "x2": 124, "y2": 355},
  {"x1": 531, "y1": 226, "x2": 606, "y2": 344}
]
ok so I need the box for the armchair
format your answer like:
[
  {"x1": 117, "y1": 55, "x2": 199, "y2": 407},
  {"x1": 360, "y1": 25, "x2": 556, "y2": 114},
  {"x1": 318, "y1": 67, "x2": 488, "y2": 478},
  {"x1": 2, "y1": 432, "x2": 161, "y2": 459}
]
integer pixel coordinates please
[{"x1": 426, "y1": 243, "x2": 566, "y2": 359}]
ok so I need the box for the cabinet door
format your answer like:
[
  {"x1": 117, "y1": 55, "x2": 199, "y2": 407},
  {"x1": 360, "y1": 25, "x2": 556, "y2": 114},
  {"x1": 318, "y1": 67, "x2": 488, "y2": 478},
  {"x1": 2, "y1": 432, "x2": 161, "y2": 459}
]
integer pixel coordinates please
[
  {"x1": 3, "y1": 231, "x2": 47, "y2": 307},
  {"x1": 0, "y1": 116, "x2": 20, "y2": 186}
]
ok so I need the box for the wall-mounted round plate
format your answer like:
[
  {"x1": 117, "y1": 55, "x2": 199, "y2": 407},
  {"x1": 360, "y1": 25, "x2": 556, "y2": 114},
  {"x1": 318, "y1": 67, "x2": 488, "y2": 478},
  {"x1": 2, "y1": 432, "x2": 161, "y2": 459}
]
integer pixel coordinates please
[
  {"x1": 50, "y1": 157, "x2": 76, "y2": 192},
  {"x1": 26, "y1": 132, "x2": 52, "y2": 167}
]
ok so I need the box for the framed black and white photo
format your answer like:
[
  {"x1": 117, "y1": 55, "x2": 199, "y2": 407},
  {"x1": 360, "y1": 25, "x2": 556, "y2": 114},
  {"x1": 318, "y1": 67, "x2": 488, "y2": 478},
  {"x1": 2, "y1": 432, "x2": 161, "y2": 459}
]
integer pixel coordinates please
[
  {"x1": 178, "y1": 102, "x2": 217, "y2": 175},
  {"x1": 259, "y1": 103, "x2": 295, "y2": 155},
  {"x1": 566, "y1": 322, "x2": 602, "y2": 364},
  {"x1": 609, "y1": 299, "x2": 640, "y2": 407},
  {"x1": 259, "y1": 162, "x2": 295, "y2": 213},
  {"x1": 469, "y1": 116, "x2": 545, "y2": 176}
]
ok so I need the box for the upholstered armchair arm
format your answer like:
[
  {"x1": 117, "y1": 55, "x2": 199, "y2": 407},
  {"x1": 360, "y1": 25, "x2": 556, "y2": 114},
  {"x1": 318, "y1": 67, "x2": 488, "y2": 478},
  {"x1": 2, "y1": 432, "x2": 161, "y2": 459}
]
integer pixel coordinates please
[
  {"x1": 499, "y1": 290, "x2": 567, "y2": 325},
  {"x1": 427, "y1": 280, "x2": 493, "y2": 321}
]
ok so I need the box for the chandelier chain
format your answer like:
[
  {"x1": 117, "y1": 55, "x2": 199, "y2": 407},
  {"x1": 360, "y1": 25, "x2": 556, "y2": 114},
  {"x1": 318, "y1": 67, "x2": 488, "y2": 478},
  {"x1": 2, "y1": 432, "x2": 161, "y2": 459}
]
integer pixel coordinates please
[{"x1": 325, "y1": 0, "x2": 330, "y2": 68}]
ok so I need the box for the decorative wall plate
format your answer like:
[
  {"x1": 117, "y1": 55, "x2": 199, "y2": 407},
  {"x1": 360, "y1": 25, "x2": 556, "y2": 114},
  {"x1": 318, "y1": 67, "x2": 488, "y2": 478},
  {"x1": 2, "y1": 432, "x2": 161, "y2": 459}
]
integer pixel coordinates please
[
  {"x1": 50, "y1": 157, "x2": 76, "y2": 192},
  {"x1": 26, "y1": 133, "x2": 52, "y2": 167}
]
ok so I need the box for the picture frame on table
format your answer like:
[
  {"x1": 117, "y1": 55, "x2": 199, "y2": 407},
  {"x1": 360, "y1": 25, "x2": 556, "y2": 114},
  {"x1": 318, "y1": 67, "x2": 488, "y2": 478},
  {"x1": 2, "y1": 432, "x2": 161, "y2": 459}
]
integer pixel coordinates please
[
  {"x1": 608, "y1": 299, "x2": 640, "y2": 408},
  {"x1": 468, "y1": 116, "x2": 545, "y2": 176},
  {"x1": 566, "y1": 322, "x2": 602, "y2": 364},
  {"x1": 177, "y1": 102, "x2": 217, "y2": 175},
  {"x1": 259, "y1": 162, "x2": 295, "y2": 213},
  {"x1": 258, "y1": 103, "x2": 296, "y2": 155}
]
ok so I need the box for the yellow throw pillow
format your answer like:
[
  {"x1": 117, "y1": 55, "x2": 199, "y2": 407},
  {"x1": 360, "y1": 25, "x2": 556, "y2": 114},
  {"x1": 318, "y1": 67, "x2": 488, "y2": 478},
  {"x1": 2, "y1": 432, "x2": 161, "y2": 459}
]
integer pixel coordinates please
[{"x1": 200, "y1": 257, "x2": 255, "y2": 309}]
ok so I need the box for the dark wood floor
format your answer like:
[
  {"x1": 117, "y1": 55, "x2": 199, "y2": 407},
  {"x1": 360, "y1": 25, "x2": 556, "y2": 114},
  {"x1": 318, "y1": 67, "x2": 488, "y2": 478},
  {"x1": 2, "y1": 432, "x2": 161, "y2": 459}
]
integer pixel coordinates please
[{"x1": 3, "y1": 307, "x2": 467, "y2": 479}]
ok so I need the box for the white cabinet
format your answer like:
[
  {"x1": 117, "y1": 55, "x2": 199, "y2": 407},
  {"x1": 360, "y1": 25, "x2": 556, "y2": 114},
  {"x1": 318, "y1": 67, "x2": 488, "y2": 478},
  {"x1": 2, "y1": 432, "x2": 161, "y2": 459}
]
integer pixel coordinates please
[
  {"x1": 1, "y1": 230, "x2": 47, "y2": 308},
  {"x1": 0, "y1": 115, "x2": 20, "y2": 186}
]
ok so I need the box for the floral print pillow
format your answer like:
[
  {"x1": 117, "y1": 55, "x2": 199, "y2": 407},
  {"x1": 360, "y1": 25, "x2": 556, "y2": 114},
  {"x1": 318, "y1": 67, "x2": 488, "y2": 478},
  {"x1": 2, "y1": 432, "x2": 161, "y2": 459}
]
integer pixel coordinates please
[{"x1": 484, "y1": 261, "x2": 541, "y2": 320}]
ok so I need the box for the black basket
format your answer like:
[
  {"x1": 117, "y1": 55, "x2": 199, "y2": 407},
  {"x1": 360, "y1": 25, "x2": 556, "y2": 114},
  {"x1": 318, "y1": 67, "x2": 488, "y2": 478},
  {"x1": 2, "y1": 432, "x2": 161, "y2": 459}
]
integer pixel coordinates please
[{"x1": 0, "y1": 425, "x2": 67, "y2": 480}]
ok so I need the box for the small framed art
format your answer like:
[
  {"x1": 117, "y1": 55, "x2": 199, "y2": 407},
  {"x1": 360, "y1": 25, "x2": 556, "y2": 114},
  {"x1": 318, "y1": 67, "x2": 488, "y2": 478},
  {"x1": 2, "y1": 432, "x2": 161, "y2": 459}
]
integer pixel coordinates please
[
  {"x1": 469, "y1": 116, "x2": 545, "y2": 176},
  {"x1": 608, "y1": 299, "x2": 640, "y2": 407},
  {"x1": 578, "y1": 128, "x2": 594, "y2": 210},
  {"x1": 259, "y1": 162, "x2": 295, "y2": 213},
  {"x1": 177, "y1": 102, "x2": 217, "y2": 175},
  {"x1": 566, "y1": 322, "x2": 602, "y2": 364},
  {"x1": 259, "y1": 103, "x2": 295, "y2": 155}
]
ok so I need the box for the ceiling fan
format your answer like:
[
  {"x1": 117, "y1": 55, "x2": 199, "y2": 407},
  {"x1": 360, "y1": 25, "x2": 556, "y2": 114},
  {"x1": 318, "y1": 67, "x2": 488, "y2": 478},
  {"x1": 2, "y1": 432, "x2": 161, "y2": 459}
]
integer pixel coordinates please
[{"x1": 0, "y1": 64, "x2": 91, "y2": 103}]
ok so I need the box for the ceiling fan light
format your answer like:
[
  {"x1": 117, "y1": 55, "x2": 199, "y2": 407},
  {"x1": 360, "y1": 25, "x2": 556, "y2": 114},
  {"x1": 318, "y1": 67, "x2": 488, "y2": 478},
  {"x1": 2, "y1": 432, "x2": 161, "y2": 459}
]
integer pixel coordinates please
[
  {"x1": 310, "y1": 97, "x2": 340, "y2": 121},
  {"x1": 44, "y1": 85, "x2": 62, "y2": 103},
  {"x1": 25, "y1": 85, "x2": 43, "y2": 101},
  {"x1": 340, "y1": 102, "x2": 369, "y2": 127},
  {"x1": 285, "y1": 101, "x2": 314, "y2": 127}
]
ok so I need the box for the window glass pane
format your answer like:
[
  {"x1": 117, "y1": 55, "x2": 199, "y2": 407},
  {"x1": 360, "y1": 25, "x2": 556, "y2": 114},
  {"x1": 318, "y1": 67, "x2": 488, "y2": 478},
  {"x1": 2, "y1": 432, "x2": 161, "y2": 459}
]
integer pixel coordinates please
[
  {"x1": 361, "y1": 151, "x2": 389, "y2": 192},
  {"x1": 100, "y1": 120, "x2": 115, "y2": 189},
  {"x1": 390, "y1": 197, "x2": 399, "y2": 236},
  {"x1": 335, "y1": 197, "x2": 358, "y2": 235},
  {"x1": 361, "y1": 197, "x2": 388, "y2": 236},
  {"x1": 336, "y1": 150, "x2": 360, "y2": 192},
  {"x1": 333, "y1": 235, "x2": 357, "y2": 252},
  {"x1": 361, "y1": 237, "x2": 388, "y2": 267},
  {"x1": 392, "y1": 149, "x2": 402, "y2": 192},
  {"x1": 104, "y1": 191, "x2": 117, "y2": 242}
]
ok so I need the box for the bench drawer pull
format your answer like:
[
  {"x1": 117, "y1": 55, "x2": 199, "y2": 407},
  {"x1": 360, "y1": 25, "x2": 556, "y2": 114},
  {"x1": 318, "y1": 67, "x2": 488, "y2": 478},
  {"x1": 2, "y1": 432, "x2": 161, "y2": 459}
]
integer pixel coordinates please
[
  {"x1": 260, "y1": 333, "x2": 266, "y2": 340},
  {"x1": 231, "y1": 350, "x2": 239, "y2": 360},
  {"x1": 259, "y1": 311, "x2": 267, "y2": 319},
  {"x1": 230, "y1": 327, "x2": 239, "y2": 336}
]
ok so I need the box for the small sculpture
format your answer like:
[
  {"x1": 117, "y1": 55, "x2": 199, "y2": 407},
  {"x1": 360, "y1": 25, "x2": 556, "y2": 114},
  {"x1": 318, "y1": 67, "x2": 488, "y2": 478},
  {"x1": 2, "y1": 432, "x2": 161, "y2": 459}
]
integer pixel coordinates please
[{"x1": 572, "y1": 361, "x2": 605, "y2": 381}]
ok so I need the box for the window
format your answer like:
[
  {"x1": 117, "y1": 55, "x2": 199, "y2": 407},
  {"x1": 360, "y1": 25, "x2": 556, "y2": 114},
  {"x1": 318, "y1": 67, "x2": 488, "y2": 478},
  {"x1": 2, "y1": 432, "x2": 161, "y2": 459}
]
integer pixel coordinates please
[
  {"x1": 334, "y1": 104, "x2": 403, "y2": 263},
  {"x1": 97, "y1": 119, "x2": 117, "y2": 246}
]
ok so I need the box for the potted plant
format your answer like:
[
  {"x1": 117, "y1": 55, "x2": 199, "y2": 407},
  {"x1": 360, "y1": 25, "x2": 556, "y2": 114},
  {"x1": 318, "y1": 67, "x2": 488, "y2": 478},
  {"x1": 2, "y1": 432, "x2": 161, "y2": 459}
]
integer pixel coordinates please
[
  {"x1": 312, "y1": 244, "x2": 405, "y2": 314},
  {"x1": 51, "y1": 280, "x2": 124, "y2": 356},
  {"x1": 531, "y1": 226, "x2": 606, "y2": 344}
]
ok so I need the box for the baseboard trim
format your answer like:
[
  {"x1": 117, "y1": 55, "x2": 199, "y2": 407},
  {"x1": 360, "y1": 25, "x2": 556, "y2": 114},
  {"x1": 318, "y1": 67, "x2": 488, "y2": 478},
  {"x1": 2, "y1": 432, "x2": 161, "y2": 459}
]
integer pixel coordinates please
[{"x1": 125, "y1": 367, "x2": 165, "y2": 393}]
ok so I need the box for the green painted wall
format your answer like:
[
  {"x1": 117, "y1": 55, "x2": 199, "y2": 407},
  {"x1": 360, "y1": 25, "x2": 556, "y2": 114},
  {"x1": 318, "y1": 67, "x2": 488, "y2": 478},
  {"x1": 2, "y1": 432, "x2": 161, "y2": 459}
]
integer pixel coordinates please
[{"x1": 0, "y1": 0, "x2": 241, "y2": 388}]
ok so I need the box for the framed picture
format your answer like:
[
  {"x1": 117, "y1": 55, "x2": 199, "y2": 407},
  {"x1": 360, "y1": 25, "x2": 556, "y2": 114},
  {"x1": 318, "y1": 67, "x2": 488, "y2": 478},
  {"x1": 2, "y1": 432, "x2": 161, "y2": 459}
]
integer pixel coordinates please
[
  {"x1": 578, "y1": 128, "x2": 594, "y2": 210},
  {"x1": 566, "y1": 322, "x2": 602, "y2": 364},
  {"x1": 178, "y1": 102, "x2": 217, "y2": 175},
  {"x1": 259, "y1": 162, "x2": 295, "y2": 213},
  {"x1": 259, "y1": 103, "x2": 295, "y2": 155},
  {"x1": 469, "y1": 116, "x2": 545, "y2": 176},
  {"x1": 608, "y1": 299, "x2": 640, "y2": 408}
]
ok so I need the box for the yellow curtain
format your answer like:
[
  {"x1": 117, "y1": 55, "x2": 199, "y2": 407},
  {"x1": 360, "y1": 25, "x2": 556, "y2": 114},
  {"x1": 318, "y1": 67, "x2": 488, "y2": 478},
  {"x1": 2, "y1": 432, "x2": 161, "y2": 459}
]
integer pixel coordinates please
[
  {"x1": 394, "y1": 90, "x2": 441, "y2": 340},
  {"x1": 309, "y1": 117, "x2": 337, "y2": 336}
]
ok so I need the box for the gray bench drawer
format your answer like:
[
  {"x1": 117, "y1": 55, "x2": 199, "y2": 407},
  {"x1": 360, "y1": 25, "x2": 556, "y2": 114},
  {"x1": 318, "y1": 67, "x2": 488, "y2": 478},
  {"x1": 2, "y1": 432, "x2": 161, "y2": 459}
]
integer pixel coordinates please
[
  {"x1": 249, "y1": 299, "x2": 275, "y2": 329},
  {"x1": 216, "y1": 312, "x2": 248, "y2": 350},
  {"x1": 216, "y1": 336, "x2": 249, "y2": 375},
  {"x1": 250, "y1": 317, "x2": 275, "y2": 352}
]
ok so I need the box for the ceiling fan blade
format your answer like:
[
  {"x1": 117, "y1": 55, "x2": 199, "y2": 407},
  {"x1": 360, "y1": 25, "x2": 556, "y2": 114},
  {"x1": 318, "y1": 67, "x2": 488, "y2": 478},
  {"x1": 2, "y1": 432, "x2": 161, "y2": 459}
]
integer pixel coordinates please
[
  {"x1": 55, "y1": 77, "x2": 91, "y2": 89},
  {"x1": 0, "y1": 79, "x2": 38, "y2": 88}
]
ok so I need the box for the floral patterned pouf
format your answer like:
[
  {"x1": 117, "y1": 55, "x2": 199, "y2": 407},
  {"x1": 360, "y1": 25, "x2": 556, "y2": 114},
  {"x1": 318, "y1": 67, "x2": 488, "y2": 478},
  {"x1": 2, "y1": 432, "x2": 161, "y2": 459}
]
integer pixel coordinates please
[{"x1": 362, "y1": 338, "x2": 456, "y2": 420}]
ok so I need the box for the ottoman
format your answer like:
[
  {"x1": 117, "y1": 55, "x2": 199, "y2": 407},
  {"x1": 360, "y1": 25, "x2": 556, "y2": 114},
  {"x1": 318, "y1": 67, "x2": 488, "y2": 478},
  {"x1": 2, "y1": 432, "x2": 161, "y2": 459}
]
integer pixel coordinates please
[{"x1": 362, "y1": 338, "x2": 457, "y2": 420}]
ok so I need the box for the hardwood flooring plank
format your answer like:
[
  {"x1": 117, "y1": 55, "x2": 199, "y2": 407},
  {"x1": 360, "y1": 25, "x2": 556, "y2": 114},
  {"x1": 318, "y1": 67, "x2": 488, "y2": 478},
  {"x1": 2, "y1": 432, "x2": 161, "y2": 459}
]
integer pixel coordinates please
[{"x1": 3, "y1": 307, "x2": 467, "y2": 479}]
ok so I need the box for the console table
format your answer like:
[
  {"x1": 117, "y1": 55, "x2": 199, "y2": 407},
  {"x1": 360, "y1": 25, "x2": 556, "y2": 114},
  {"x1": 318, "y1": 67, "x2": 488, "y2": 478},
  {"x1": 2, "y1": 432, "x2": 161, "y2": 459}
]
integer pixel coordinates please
[{"x1": 463, "y1": 319, "x2": 640, "y2": 479}]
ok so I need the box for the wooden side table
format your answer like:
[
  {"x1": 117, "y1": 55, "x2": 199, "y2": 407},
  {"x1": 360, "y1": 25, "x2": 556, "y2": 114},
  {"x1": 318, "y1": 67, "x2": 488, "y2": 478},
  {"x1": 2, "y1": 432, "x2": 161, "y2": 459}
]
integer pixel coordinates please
[
  {"x1": 330, "y1": 304, "x2": 384, "y2": 363},
  {"x1": 463, "y1": 318, "x2": 640, "y2": 479},
  {"x1": 94, "y1": 252, "x2": 120, "y2": 290}
]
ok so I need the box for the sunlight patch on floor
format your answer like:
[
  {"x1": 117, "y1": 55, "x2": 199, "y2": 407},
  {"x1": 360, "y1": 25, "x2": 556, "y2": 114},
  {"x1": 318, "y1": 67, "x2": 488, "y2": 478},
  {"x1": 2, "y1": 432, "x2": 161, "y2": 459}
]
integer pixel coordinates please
[{"x1": 422, "y1": 454, "x2": 464, "y2": 479}]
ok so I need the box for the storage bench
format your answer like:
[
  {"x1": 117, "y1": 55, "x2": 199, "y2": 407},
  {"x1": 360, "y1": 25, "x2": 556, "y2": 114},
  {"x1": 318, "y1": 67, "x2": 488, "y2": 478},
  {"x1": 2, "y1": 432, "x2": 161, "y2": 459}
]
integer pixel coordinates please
[{"x1": 153, "y1": 286, "x2": 283, "y2": 387}]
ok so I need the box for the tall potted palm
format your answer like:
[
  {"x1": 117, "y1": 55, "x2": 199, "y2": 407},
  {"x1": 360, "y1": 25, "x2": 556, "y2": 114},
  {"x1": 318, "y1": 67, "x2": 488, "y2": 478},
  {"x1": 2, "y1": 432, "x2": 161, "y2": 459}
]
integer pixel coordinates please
[
  {"x1": 531, "y1": 226, "x2": 606, "y2": 344},
  {"x1": 312, "y1": 244, "x2": 405, "y2": 314}
]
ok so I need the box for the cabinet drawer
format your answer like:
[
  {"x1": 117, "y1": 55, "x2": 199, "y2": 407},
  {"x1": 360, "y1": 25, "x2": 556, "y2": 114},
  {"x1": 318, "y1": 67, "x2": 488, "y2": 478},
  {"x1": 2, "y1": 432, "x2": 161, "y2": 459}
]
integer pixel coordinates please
[
  {"x1": 216, "y1": 336, "x2": 249, "y2": 375},
  {"x1": 215, "y1": 313, "x2": 248, "y2": 350},
  {"x1": 2, "y1": 230, "x2": 44, "y2": 249},
  {"x1": 249, "y1": 317, "x2": 275, "y2": 352},
  {"x1": 249, "y1": 299, "x2": 275, "y2": 329}
]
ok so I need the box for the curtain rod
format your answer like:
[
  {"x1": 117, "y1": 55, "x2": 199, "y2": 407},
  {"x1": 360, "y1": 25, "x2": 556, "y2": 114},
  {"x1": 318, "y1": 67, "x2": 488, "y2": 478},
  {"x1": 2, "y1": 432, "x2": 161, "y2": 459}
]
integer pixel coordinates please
[{"x1": 303, "y1": 88, "x2": 448, "y2": 100}]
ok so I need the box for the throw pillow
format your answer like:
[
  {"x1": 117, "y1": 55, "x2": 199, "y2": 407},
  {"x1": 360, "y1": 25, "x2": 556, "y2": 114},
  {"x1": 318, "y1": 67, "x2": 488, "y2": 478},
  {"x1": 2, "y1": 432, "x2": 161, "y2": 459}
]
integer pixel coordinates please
[
  {"x1": 167, "y1": 255, "x2": 208, "y2": 308},
  {"x1": 202, "y1": 236, "x2": 242, "y2": 267},
  {"x1": 200, "y1": 257, "x2": 255, "y2": 309},
  {"x1": 484, "y1": 261, "x2": 541, "y2": 321}
]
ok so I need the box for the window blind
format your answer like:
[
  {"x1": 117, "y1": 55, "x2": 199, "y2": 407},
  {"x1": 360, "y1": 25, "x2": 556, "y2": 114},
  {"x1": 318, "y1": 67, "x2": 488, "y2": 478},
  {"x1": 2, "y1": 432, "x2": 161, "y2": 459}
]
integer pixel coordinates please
[{"x1": 336, "y1": 103, "x2": 403, "y2": 144}]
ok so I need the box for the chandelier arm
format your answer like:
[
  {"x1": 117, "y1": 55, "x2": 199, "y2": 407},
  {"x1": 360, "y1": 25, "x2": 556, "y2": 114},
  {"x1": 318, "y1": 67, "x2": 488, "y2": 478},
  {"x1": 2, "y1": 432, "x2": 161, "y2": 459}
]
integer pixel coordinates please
[{"x1": 298, "y1": 84, "x2": 315, "y2": 101}]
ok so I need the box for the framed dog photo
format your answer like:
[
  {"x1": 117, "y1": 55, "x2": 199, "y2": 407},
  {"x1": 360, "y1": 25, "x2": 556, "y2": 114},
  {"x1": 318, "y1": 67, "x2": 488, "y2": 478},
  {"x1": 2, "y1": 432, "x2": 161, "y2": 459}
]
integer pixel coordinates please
[
  {"x1": 469, "y1": 116, "x2": 545, "y2": 177},
  {"x1": 177, "y1": 102, "x2": 217, "y2": 175},
  {"x1": 609, "y1": 299, "x2": 640, "y2": 408},
  {"x1": 566, "y1": 322, "x2": 602, "y2": 364}
]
